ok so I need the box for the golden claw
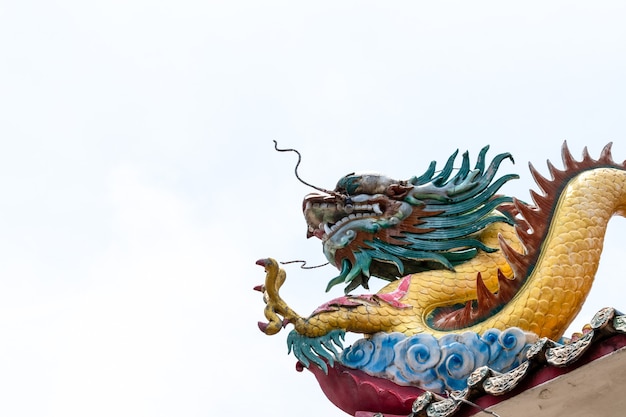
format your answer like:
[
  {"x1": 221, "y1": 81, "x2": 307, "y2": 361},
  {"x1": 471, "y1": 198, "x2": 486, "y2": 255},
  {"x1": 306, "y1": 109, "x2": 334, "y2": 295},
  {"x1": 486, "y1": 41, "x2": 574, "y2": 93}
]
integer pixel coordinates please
[{"x1": 255, "y1": 258, "x2": 303, "y2": 335}]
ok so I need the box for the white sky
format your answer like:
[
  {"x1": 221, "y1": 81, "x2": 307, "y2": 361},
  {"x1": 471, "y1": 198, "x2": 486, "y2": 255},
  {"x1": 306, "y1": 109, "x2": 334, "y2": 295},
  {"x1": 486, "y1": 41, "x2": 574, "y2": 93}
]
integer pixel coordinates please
[{"x1": 1, "y1": 1, "x2": 626, "y2": 416}]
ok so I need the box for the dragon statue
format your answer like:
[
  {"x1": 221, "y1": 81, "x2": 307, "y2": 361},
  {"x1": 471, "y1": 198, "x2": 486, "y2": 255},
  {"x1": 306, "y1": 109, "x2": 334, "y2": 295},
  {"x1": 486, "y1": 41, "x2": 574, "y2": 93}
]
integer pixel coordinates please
[{"x1": 255, "y1": 142, "x2": 626, "y2": 415}]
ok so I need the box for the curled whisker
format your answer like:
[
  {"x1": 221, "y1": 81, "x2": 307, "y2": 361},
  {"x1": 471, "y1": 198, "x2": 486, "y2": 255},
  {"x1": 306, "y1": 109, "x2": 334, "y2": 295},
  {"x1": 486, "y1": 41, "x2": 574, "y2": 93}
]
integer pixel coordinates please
[
  {"x1": 280, "y1": 259, "x2": 330, "y2": 270},
  {"x1": 273, "y1": 140, "x2": 343, "y2": 197}
]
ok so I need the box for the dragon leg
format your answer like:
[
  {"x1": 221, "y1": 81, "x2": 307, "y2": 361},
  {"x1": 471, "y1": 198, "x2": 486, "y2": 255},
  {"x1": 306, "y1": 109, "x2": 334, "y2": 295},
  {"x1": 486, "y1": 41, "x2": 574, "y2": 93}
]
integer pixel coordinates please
[{"x1": 255, "y1": 258, "x2": 304, "y2": 335}]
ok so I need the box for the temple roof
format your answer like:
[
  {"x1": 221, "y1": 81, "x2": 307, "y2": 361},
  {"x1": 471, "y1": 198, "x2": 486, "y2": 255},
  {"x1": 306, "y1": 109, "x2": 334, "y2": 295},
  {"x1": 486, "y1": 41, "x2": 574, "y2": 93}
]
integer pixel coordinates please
[{"x1": 405, "y1": 307, "x2": 626, "y2": 417}]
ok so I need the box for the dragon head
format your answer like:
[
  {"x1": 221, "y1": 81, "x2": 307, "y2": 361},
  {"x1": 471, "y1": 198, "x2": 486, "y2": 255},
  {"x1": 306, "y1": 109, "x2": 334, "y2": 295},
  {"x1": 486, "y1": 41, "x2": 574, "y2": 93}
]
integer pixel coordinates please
[{"x1": 303, "y1": 146, "x2": 519, "y2": 293}]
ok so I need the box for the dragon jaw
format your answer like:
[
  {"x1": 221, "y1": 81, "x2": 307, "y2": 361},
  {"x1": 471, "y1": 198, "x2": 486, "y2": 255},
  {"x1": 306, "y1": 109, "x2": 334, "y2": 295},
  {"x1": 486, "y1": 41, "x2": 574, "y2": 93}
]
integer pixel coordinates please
[{"x1": 304, "y1": 192, "x2": 413, "y2": 255}]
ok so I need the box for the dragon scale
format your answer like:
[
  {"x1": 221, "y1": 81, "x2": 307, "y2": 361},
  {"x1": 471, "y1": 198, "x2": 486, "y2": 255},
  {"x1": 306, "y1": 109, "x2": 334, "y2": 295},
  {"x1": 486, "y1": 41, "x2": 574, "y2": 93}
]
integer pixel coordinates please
[{"x1": 257, "y1": 143, "x2": 626, "y2": 346}]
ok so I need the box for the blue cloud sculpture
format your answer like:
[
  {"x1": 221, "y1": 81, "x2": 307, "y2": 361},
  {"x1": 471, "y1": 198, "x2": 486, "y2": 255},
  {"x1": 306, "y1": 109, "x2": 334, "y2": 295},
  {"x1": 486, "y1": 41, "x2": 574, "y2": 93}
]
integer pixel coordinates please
[{"x1": 340, "y1": 327, "x2": 536, "y2": 392}]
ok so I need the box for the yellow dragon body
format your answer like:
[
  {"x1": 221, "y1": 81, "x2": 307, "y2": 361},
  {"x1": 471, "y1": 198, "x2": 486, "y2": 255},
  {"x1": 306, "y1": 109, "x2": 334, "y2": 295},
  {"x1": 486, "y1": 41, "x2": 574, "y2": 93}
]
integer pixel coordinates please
[{"x1": 256, "y1": 142, "x2": 626, "y2": 392}]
